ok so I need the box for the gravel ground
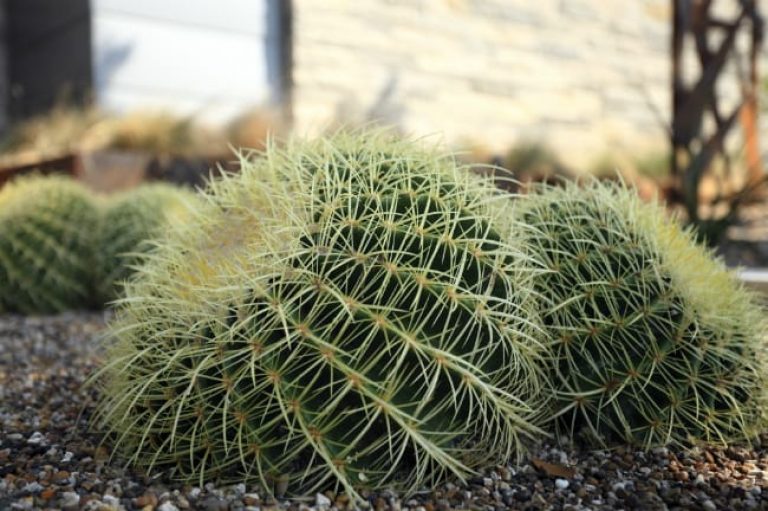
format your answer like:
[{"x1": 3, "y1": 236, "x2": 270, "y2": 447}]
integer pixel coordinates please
[{"x1": 1, "y1": 313, "x2": 768, "y2": 510}]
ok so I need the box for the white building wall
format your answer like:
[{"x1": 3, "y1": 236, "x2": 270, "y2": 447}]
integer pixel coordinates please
[{"x1": 90, "y1": 0, "x2": 281, "y2": 123}]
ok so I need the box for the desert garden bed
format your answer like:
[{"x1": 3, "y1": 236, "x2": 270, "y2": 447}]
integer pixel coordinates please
[{"x1": 3, "y1": 131, "x2": 768, "y2": 511}]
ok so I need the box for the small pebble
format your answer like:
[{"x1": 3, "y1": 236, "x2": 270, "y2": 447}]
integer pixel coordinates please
[
  {"x1": 315, "y1": 492, "x2": 332, "y2": 508},
  {"x1": 26, "y1": 432, "x2": 46, "y2": 446},
  {"x1": 243, "y1": 493, "x2": 260, "y2": 505},
  {"x1": 203, "y1": 496, "x2": 229, "y2": 511},
  {"x1": 60, "y1": 492, "x2": 80, "y2": 509},
  {"x1": 102, "y1": 494, "x2": 120, "y2": 507},
  {"x1": 135, "y1": 492, "x2": 159, "y2": 508},
  {"x1": 21, "y1": 482, "x2": 43, "y2": 494}
]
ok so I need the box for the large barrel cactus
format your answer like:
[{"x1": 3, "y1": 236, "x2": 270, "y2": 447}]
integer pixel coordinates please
[
  {"x1": 516, "y1": 180, "x2": 767, "y2": 448},
  {"x1": 94, "y1": 132, "x2": 547, "y2": 496},
  {"x1": 0, "y1": 175, "x2": 99, "y2": 313},
  {"x1": 97, "y1": 183, "x2": 198, "y2": 301}
]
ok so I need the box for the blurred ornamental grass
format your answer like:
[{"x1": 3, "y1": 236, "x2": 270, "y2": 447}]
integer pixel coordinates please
[{"x1": 0, "y1": 105, "x2": 283, "y2": 165}]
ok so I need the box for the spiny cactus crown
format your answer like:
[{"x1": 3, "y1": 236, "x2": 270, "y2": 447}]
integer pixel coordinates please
[
  {"x1": 94, "y1": 132, "x2": 547, "y2": 497},
  {"x1": 0, "y1": 175, "x2": 100, "y2": 313},
  {"x1": 515, "y1": 180, "x2": 767, "y2": 448},
  {"x1": 97, "y1": 183, "x2": 198, "y2": 301}
]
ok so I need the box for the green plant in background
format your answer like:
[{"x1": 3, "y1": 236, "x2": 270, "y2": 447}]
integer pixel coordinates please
[
  {"x1": 0, "y1": 105, "x2": 105, "y2": 158},
  {"x1": 515, "y1": 179, "x2": 767, "y2": 448},
  {"x1": 0, "y1": 175, "x2": 99, "y2": 313},
  {"x1": 588, "y1": 150, "x2": 670, "y2": 182},
  {"x1": 503, "y1": 141, "x2": 569, "y2": 183},
  {"x1": 0, "y1": 106, "x2": 270, "y2": 164},
  {"x1": 634, "y1": 151, "x2": 671, "y2": 181},
  {"x1": 93, "y1": 131, "x2": 548, "y2": 497},
  {"x1": 97, "y1": 183, "x2": 199, "y2": 301},
  {"x1": 104, "y1": 111, "x2": 223, "y2": 156}
]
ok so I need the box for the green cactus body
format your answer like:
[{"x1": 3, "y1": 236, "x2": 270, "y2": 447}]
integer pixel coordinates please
[
  {"x1": 0, "y1": 175, "x2": 99, "y2": 313},
  {"x1": 98, "y1": 183, "x2": 198, "y2": 301},
  {"x1": 516, "y1": 180, "x2": 767, "y2": 448},
  {"x1": 95, "y1": 133, "x2": 547, "y2": 496}
]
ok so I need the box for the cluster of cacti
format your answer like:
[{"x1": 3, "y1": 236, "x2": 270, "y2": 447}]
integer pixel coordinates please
[
  {"x1": 85, "y1": 130, "x2": 766, "y2": 498},
  {"x1": 93, "y1": 132, "x2": 548, "y2": 496},
  {"x1": 97, "y1": 183, "x2": 198, "y2": 301},
  {"x1": 0, "y1": 176, "x2": 100, "y2": 313},
  {"x1": 514, "y1": 180, "x2": 767, "y2": 448},
  {"x1": 0, "y1": 174, "x2": 198, "y2": 313}
]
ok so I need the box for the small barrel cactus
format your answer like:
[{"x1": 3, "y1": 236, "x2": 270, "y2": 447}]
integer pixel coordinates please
[
  {"x1": 94, "y1": 132, "x2": 547, "y2": 497},
  {"x1": 0, "y1": 175, "x2": 99, "y2": 313},
  {"x1": 97, "y1": 183, "x2": 198, "y2": 301},
  {"x1": 515, "y1": 180, "x2": 767, "y2": 448}
]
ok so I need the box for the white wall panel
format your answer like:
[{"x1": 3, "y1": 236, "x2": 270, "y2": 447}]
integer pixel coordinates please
[
  {"x1": 93, "y1": 0, "x2": 269, "y2": 35},
  {"x1": 91, "y1": 0, "x2": 280, "y2": 122}
]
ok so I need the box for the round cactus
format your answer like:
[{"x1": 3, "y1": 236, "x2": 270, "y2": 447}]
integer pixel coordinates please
[
  {"x1": 0, "y1": 175, "x2": 100, "y2": 313},
  {"x1": 515, "y1": 180, "x2": 767, "y2": 448},
  {"x1": 97, "y1": 183, "x2": 199, "y2": 301},
  {"x1": 94, "y1": 132, "x2": 547, "y2": 496}
]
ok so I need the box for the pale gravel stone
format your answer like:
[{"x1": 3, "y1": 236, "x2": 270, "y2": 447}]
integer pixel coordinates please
[{"x1": 315, "y1": 492, "x2": 331, "y2": 508}]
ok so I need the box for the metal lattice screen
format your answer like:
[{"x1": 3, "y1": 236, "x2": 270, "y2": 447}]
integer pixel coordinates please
[{"x1": 672, "y1": 0, "x2": 764, "y2": 241}]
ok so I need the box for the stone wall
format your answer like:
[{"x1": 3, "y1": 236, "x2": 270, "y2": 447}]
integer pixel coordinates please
[{"x1": 291, "y1": 0, "x2": 768, "y2": 172}]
